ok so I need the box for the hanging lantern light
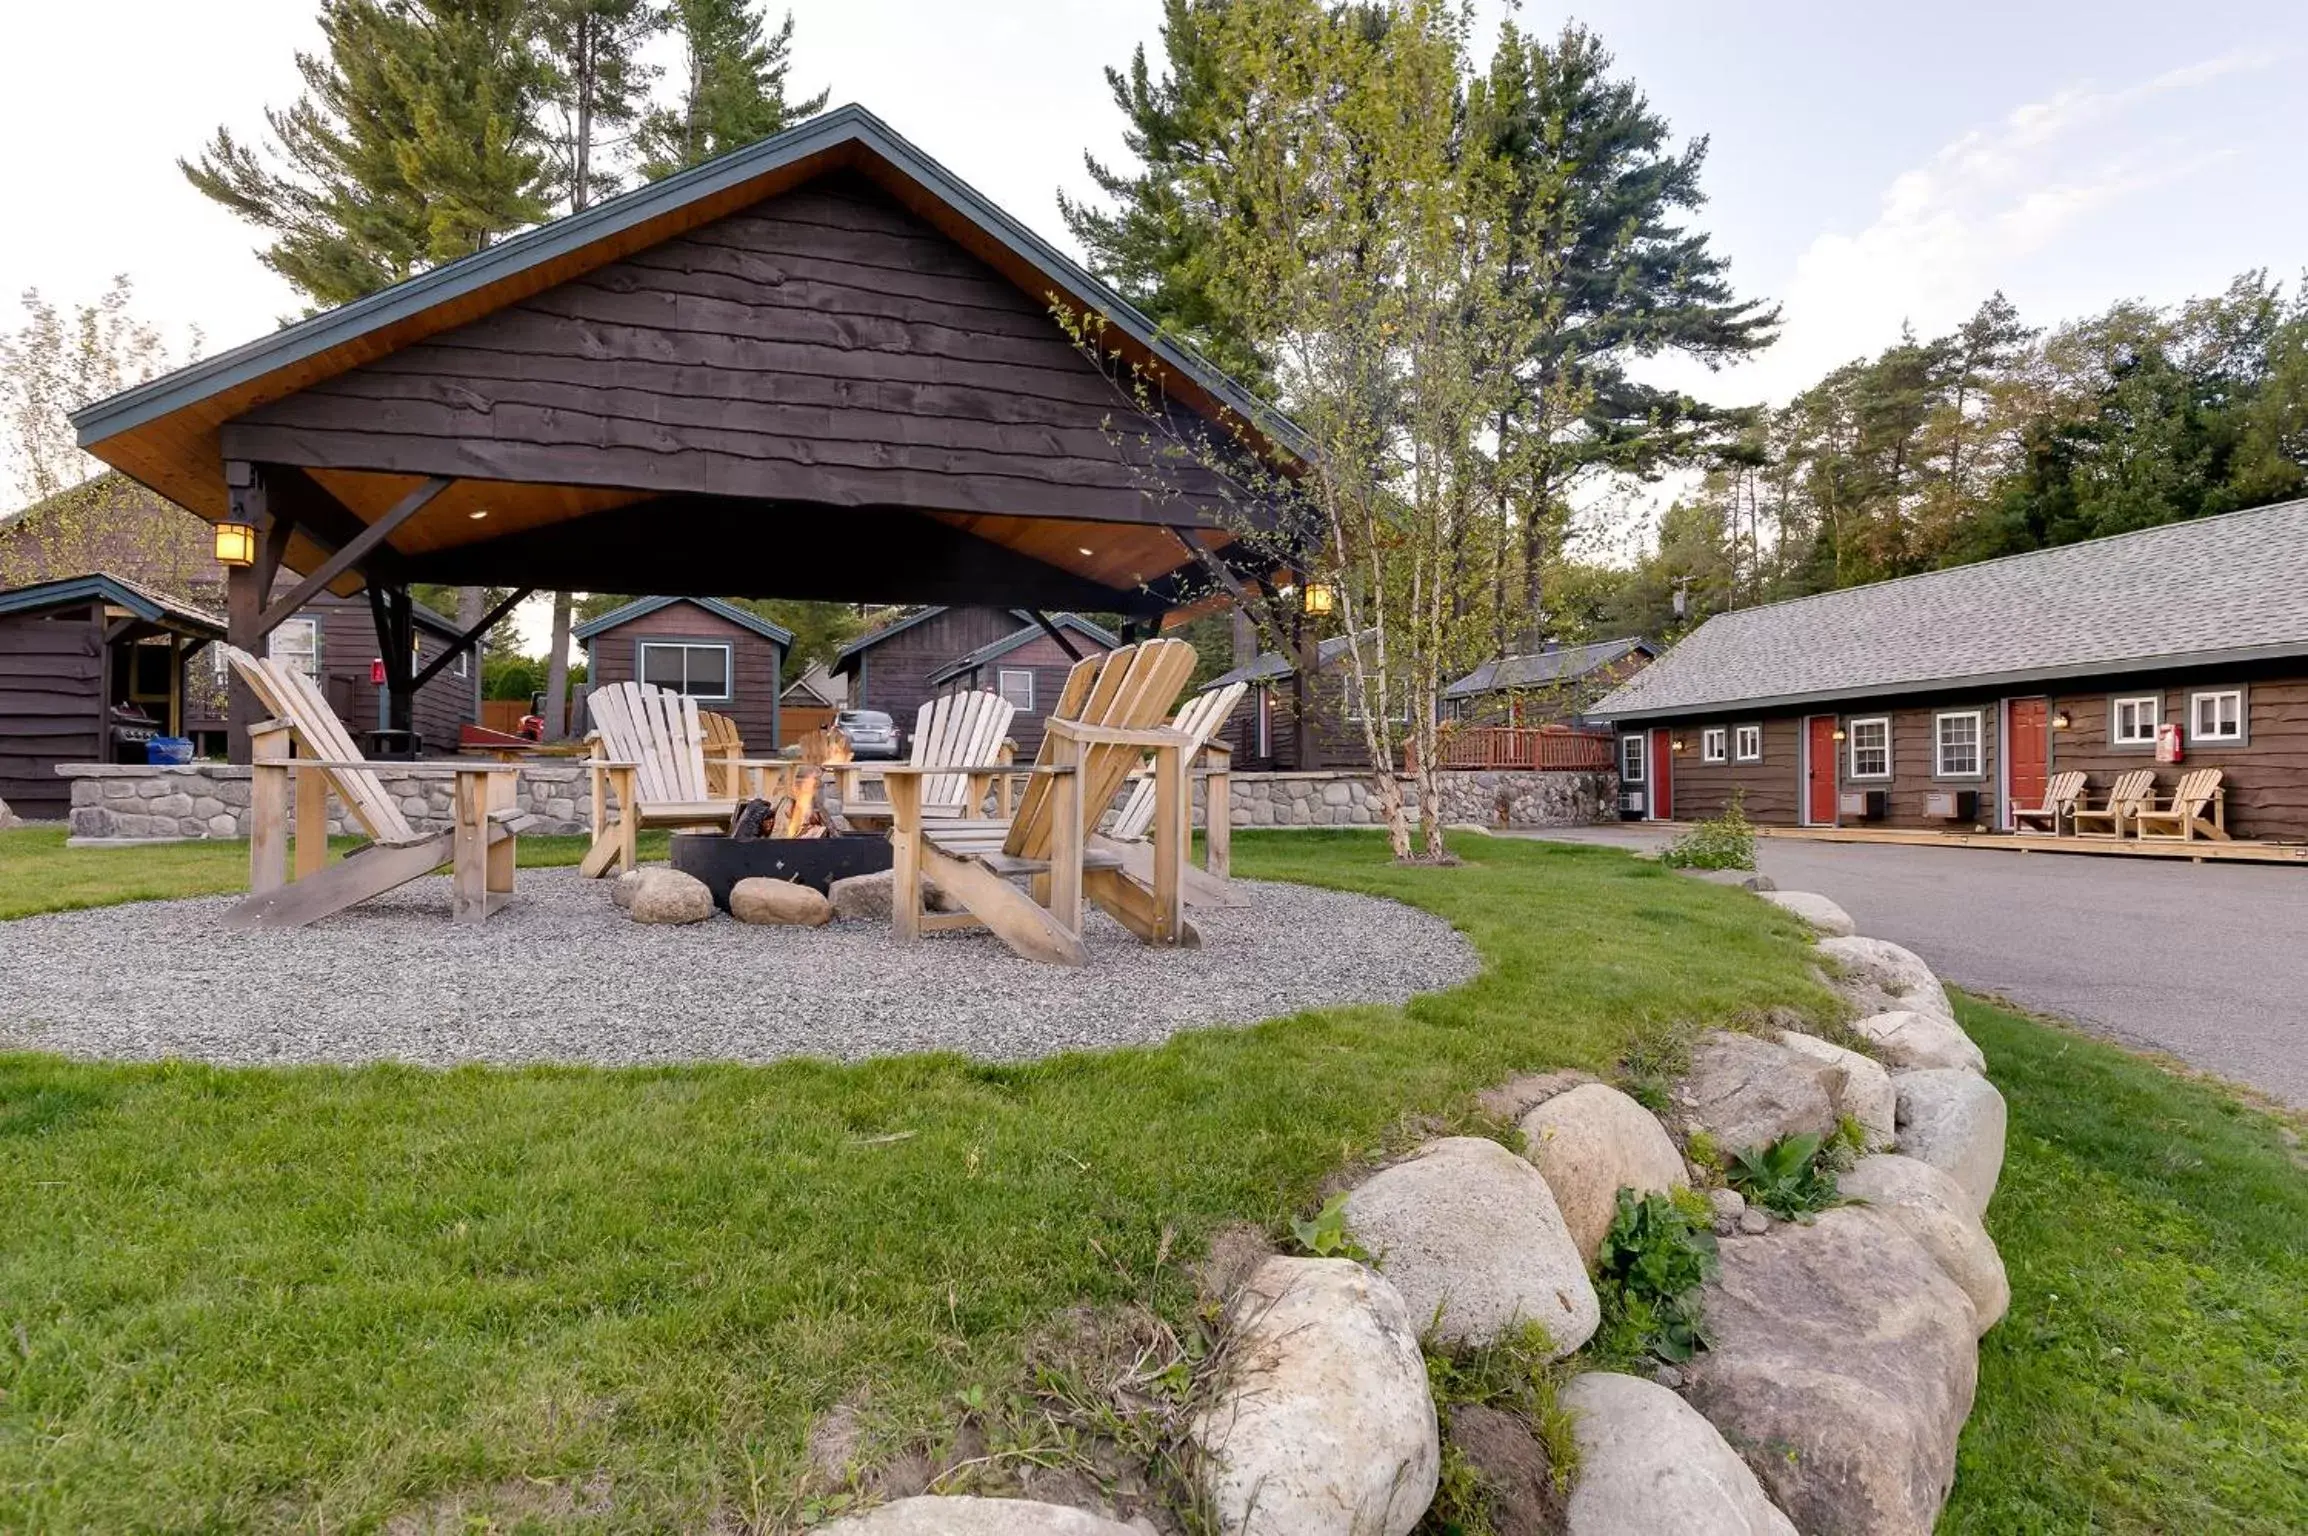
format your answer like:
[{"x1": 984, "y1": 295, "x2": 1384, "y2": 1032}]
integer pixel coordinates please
[
  {"x1": 214, "y1": 522, "x2": 257, "y2": 568},
  {"x1": 1302, "y1": 581, "x2": 1336, "y2": 616}
]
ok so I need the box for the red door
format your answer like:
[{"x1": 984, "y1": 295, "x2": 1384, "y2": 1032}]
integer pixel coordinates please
[
  {"x1": 1649, "y1": 727, "x2": 1674, "y2": 820},
  {"x1": 2006, "y1": 697, "x2": 2050, "y2": 828},
  {"x1": 1805, "y1": 715, "x2": 1839, "y2": 826}
]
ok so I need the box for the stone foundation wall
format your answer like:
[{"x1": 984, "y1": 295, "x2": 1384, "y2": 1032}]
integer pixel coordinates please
[{"x1": 57, "y1": 763, "x2": 1618, "y2": 843}]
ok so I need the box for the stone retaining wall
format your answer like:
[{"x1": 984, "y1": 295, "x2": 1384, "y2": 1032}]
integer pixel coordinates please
[{"x1": 57, "y1": 762, "x2": 1618, "y2": 843}]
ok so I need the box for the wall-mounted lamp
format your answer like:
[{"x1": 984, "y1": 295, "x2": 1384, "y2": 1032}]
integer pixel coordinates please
[
  {"x1": 1831, "y1": 728, "x2": 1847, "y2": 742},
  {"x1": 214, "y1": 522, "x2": 257, "y2": 568},
  {"x1": 2051, "y1": 710, "x2": 2072, "y2": 730},
  {"x1": 1302, "y1": 582, "x2": 1337, "y2": 616},
  {"x1": 1670, "y1": 738, "x2": 1686, "y2": 753}
]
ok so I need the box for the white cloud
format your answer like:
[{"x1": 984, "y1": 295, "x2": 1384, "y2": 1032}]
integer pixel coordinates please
[{"x1": 1682, "y1": 49, "x2": 2277, "y2": 405}]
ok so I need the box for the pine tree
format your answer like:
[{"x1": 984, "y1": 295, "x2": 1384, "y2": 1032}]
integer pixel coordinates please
[
  {"x1": 636, "y1": 1, "x2": 827, "y2": 178},
  {"x1": 181, "y1": 0, "x2": 554, "y2": 308}
]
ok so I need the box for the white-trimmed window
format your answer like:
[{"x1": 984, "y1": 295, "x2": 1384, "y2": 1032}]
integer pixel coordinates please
[
  {"x1": 2110, "y1": 694, "x2": 2160, "y2": 747},
  {"x1": 2190, "y1": 688, "x2": 2244, "y2": 743},
  {"x1": 1934, "y1": 710, "x2": 1983, "y2": 778},
  {"x1": 1847, "y1": 717, "x2": 1891, "y2": 779},
  {"x1": 1734, "y1": 723, "x2": 1763, "y2": 763},
  {"x1": 1700, "y1": 726, "x2": 1727, "y2": 763},
  {"x1": 267, "y1": 617, "x2": 320, "y2": 682},
  {"x1": 1619, "y1": 732, "x2": 1647, "y2": 784},
  {"x1": 997, "y1": 667, "x2": 1036, "y2": 714},
  {"x1": 638, "y1": 640, "x2": 733, "y2": 700}
]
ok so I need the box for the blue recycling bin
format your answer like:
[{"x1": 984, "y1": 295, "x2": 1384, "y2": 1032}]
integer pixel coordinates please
[{"x1": 146, "y1": 736, "x2": 194, "y2": 766}]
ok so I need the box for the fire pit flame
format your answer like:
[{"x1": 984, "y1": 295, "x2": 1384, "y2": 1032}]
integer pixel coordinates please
[{"x1": 731, "y1": 724, "x2": 855, "y2": 841}]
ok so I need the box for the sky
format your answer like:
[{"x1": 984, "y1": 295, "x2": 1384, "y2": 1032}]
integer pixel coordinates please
[{"x1": 3, "y1": 0, "x2": 2303, "y2": 651}]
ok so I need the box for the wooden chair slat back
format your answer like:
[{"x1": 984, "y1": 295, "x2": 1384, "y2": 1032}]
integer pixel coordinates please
[
  {"x1": 2174, "y1": 767, "x2": 2223, "y2": 812},
  {"x1": 589, "y1": 682, "x2": 710, "y2": 803},
  {"x1": 1109, "y1": 680, "x2": 1247, "y2": 842},
  {"x1": 1007, "y1": 650, "x2": 1113, "y2": 846},
  {"x1": 913, "y1": 690, "x2": 1016, "y2": 811},
  {"x1": 222, "y1": 645, "x2": 415, "y2": 845},
  {"x1": 1008, "y1": 639, "x2": 1196, "y2": 859},
  {"x1": 2044, "y1": 770, "x2": 2087, "y2": 809},
  {"x1": 2109, "y1": 769, "x2": 2158, "y2": 811}
]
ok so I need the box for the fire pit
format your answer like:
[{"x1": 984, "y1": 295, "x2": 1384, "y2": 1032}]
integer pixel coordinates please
[{"x1": 667, "y1": 723, "x2": 891, "y2": 911}]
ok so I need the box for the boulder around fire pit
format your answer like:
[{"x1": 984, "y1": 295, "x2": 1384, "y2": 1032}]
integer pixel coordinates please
[{"x1": 671, "y1": 829, "x2": 894, "y2": 911}]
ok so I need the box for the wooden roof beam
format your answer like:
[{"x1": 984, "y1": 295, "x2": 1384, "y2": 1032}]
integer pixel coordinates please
[{"x1": 255, "y1": 475, "x2": 451, "y2": 633}]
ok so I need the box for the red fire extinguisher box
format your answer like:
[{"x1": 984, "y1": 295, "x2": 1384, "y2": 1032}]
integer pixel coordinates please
[{"x1": 2155, "y1": 722, "x2": 2184, "y2": 763}]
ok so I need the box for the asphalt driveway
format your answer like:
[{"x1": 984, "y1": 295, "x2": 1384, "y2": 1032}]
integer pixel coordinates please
[{"x1": 1513, "y1": 825, "x2": 2308, "y2": 1107}]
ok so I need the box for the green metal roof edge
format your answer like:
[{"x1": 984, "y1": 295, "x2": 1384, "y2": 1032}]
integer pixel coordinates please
[{"x1": 572, "y1": 594, "x2": 795, "y2": 646}]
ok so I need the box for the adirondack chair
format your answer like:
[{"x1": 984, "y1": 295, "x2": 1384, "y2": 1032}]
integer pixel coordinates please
[
  {"x1": 2068, "y1": 769, "x2": 2157, "y2": 839},
  {"x1": 883, "y1": 640, "x2": 1200, "y2": 966},
  {"x1": 834, "y1": 689, "x2": 1017, "y2": 826},
  {"x1": 2132, "y1": 767, "x2": 2229, "y2": 841},
  {"x1": 699, "y1": 710, "x2": 746, "y2": 799},
  {"x1": 220, "y1": 646, "x2": 521, "y2": 930},
  {"x1": 1097, "y1": 680, "x2": 1247, "y2": 906},
  {"x1": 579, "y1": 681, "x2": 792, "y2": 877},
  {"x1": 2010, "y1": 770, "x2": 2087, "y2": 835}
]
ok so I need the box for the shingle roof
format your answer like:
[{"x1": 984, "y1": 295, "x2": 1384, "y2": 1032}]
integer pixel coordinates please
[
  {"x1": 927, "y1": 613, "x2": 1120, "y2": 684},
  {"x1": 0, "y1": 571, "x2": 227, "y2": 637},
  {"x1": 1592, "y1": 498, "x2": 2308, "y2": 720},
  {"x1": 1443, "y1": 637, "x2": 1653, "y2": 700},
  {"x1": 1197, "y1": 633, "x2": 1364, "y2": 692},
  {"x1": 572, "y1": 594, "x2": 794, "y2": 646}
]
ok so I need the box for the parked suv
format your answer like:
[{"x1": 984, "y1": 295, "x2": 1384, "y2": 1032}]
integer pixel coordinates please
[{"x1": 838, "y1": 708, "x2": 902, "y2": 759}]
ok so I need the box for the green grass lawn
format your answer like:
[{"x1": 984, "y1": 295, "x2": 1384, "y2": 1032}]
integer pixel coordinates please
[{"x1": 1, "y1": 828, "x2": 2300, "y2": 1532}]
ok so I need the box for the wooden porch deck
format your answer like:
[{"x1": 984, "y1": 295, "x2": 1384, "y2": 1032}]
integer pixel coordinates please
[{"x1": 1750, "y1": 824, "x2": 2308, "y2": 864}]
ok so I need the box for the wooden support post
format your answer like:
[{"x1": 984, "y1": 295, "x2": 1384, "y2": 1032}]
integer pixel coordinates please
[
  {"x1": 249, "y1": 720, "x2": 291, "y2": 895},
  {"x1": 294, "y1": 765, "x2": 328, "y2": 879},
  {"x1": 486, "y1": 771, "x2": 517, "y2": 899},
  {"x1": 1203, "y1": 742, "x2": 1232, "y2": 879},
  {"x1": 887, "y1": 769, "x2": 924, "y2": 944},
  {"x1": 367, "y1": 584, "x2": 417, "y2": 739},
  {"x1": 1153, "y1": 736, "x2": 1186, "y2": 944},
  {"x1": 451, "y1": 769, "x2": 487, "y2": 924}
]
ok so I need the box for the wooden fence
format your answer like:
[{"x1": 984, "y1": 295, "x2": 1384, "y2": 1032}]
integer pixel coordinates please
[{"x1": 1405, "y1": 725, "x2": 1616, "y2": 773}]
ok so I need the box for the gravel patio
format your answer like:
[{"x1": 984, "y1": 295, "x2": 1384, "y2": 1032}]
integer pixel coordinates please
[{"x1": 0, "y1": 869, "x2": 1479, "y2": 1067}]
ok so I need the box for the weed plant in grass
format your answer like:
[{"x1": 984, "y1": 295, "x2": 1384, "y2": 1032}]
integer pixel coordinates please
[{"x1": 0, "y1": 831, "x2": 1828, "y2": 1530}]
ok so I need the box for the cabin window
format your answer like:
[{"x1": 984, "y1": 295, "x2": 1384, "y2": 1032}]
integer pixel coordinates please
[
  {"x1": 1700, "y1": 727, "x2": 1727, "y2": 763},
  {"x1": 997, "y1": 667, "x2": 1036, "y2": 714},
  {"x1": 1619, "y1": 733, "x2": 1646, "y2": 784},
  {"x1": 1934, "y1": 710, "x2": 1983, "y2": 778},
  {"x1": 1847, "y1": 717, "x2": 1891, "y2": 779},
  {"x1": 2190, "y1": 689, "x2": 2245, "y2": 743},
  {"x1": 2109, "y1": 694, "x2": 2160, "y2": 747},
  {"x1": 638, "y1": 640, "x2": 732, "y2": 701},
  {"x1": 267, "y1": 618, "x2": 320, "y2": 682},
  {"x1": 1734, "y1": 723, "x2": 1763, "y2": 762}
]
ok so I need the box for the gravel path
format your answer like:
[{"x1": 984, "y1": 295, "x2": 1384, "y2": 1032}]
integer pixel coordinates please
[{"x1": 0, "y1": 869, "x2": 1478, "y2": 1067}]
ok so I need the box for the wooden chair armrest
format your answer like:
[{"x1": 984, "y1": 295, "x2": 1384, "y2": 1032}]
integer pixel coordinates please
[
  {"x1": 1045, "y1": 720, "x2": 1194, "y2": 750},
  {"x1": 269, "y1": 758, "x2": 522, "y2": 775}
]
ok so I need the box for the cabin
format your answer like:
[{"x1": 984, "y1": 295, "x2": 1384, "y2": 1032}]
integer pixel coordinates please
[
  {"x1": 834, "y1": 606, "x2": 1117, "y2": 754},
  {"x1": 1590, "y1": 499, "x2": 2308, "y2": 841},
  {"x1": 0, "y1": 574, "x2": 224, "y2": 819},
  {"x1": 780, "y1": 662, "x2": 847, "y2": 744},
  {"x1": 1199, "y1": 634, "x2": 1374, "y2": 772},
  {"x1": 574, "y1": 596, "x2": 793, "y2": 752},
  {"x1": 1442, "y1": 637, "x2": 1655, "y2": 724}
]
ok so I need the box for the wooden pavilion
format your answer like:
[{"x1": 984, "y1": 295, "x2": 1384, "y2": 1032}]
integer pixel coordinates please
[{"x1": 70, "y1": 106, "x2": 1295, "y2": 760}]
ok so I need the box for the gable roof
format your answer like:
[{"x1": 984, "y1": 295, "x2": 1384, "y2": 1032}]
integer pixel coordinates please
[
  {"x1": 1443, "y1": 637, "x2": 1654, "y2": 700},
  {"x1": 1199, "y1": 632, "x2": 1360, "y2": 692},
  {"x1": 782, "y1": 662, "x2": 846, "y2": 707},
  {"x1": 836, "y1": 604, "x2": 959, "y2": 664},
  {"x1": 71, "y1": 104, "x2": 1302, "y2": 530},
  {"x1": 927, "y1": 613, "x2": 1120, "y2": 685},
  {"x1": 572, "y1": 594, "x2": 794, "y2": 646},
  {"x1": 1592, "y1": 498, "x2": 2308, "y2": 721},
  {"x1": 0, "y1": 572, "x2": 227, "y2": 638}
]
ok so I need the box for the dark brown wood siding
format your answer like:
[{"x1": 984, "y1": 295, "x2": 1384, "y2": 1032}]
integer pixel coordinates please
[
  {"x1": 849, "y1": 607, "x2": 1025, "y2": 740},
  {"x1": 581, "y1": 601, "x2": 784, "y2": 750},
  {"x1": 1622, "y1": 660, "x2": 2308, "y2": 841},
  {"x1": 0, "y1": 605, "x2": 104, "y2": 818},
  {"x1": 219, "y1": 174, "x2": 1238, "y2": 524},
  {"x1": 940, "y1": 628, "x2": 1118, "y2": 755},
  {"x1": 1218, "y1": 669, "x2": 1394, "y2": 773},
  {"x1": 181, "y1": 592, "x2": 477, "y2": 752}
]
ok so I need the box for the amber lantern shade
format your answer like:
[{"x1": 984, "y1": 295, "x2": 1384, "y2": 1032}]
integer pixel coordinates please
[
  {"x1": 1301, "y1": 581, "x2": 1337, "y2": 616},
  {"x1": 214, "y1": 522, "x2": 257, "y2": 568}
]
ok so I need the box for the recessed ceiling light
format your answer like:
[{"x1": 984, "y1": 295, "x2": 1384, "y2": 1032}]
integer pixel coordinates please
[
  {"x1": 469, "y1": 509, "x2": 490, "y2": 520},
  {"x1": 1078, "y1": 546, "x2": 1095, "y2": 556}
]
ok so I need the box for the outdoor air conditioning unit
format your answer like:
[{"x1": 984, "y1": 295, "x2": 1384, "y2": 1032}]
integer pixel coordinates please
[
  {"x1": 1839, "y1": 789, "x2": 1888, "y2": 821},
  {"x1": 1924, "y1": 789, "x2": 1978, "y2": 821},
  {"x1": 1618, "y1": 788, "x2": 1647, "y2": 819}
]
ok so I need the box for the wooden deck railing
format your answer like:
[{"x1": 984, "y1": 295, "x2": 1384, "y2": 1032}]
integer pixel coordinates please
[{"x1": 1405, "y1": 725, "x2": 1616, "y2": 773}]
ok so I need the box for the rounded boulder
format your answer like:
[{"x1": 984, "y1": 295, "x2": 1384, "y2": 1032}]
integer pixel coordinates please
[
  {"x1": 730, "y1": 877, "x2": 835, "y2": 927},
  {"x1": 1192, "y1": 1256, "x2": 1440, "y2": 1536},
  {"x1": 1758, "y1": 889, "x2": 1855, "y2": 936},
  {"x1": 1841, "y1": 1153, "x2": 2010, "y2": 1334},
  {"x1": 1894, "y1": 1069, "x2": 2008, "y2": 1218},
  {"x1": 1672, "y1": 1031, "x2": 1841, "y2": 1155},
  {"x1": 625, "y1": 868, "x2": 715, "y2": 925},
  {"x1": 1853, "y1": 1010, "x2": 1987, "y2": 1074},
  {"x1": 1777, "y1": 1030, "x2": 1896, "y2": 1149},
  {"x1": 1561, "y1": 1371, "x2": 1797, "y2": 1536},
  {"x1": 815, "y1": 1496, "x2": 1142, "y2": 1534},
  {"x1": 1817, "y1": 935, "x2": 1955, "y2": 1021},
  {"x1": 1343, "y1": 1136, "x2": 1600, "y2": 1352},
  {"x1": 1518, "y1": 1083, "x2": 1690, "y2": 1264}
]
